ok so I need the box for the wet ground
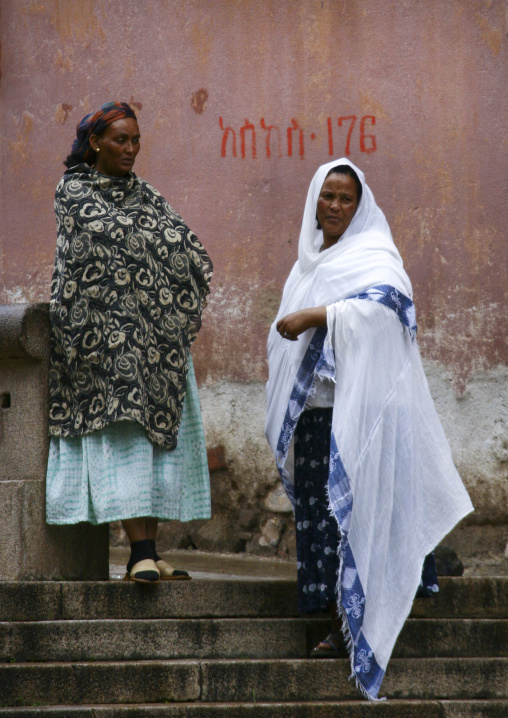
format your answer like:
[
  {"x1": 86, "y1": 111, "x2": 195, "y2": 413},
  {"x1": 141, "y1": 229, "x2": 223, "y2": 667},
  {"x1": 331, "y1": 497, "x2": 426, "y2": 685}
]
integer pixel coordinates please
[
  {"x1": 111, "y1": 545, "x2": 508, "y2": 581},
  {"x1": 110, "y1": 513, "x2": 508, "y2": 582},
  {"x1": 110, "y1": 547, "x2": 298, "y2": 581}
]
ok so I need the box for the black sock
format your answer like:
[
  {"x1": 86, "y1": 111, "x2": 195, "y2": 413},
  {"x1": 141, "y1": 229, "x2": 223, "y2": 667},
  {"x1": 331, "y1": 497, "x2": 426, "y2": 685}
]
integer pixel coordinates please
[
  {"x1": 148, "y1": 539, "x2": 162, "y2": 562},
  {"x1": 127, "y1": 539, "x2": 155, "y2": 572}
]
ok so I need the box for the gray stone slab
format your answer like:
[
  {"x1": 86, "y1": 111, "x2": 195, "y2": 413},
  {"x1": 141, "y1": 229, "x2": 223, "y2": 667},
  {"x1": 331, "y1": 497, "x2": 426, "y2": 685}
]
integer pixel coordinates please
[
  {"x1": 397, "y1": 618, "x2": 508, "y2": 658},
  {"x1": 60, "y1": 579, "x2": 299, "y2": 620},
  {"x1": 1, "y1": 577, "x2": 506, "y2": 621},
  {"x1": 440, "y1": 700, "x2": 508, "y2": 717},
  {"x1": 0, "y1": 478, "x2": 109, "y2": 582},
  {"x1": 0, "y1": 712, "x2": 93, "y2": 718},
  {"x1": 383, "y1": 658, "x2": 508, "y2": 700},
  {"x1": 409, "y1": 577, "x2": 508, "y2": 619},
  {"x1": 0, "y1": 703, "x2": 508, "y2": 718},
  {"x1": 200, "y1": 658, "x2": 508, "y2": 702},
  {"x1": 200, "y1": 658, "x2": 349, "y2": 702},
  {"x1": 0, "y1": 699, "x2": 443, "y2": 717},
  {"x1": 0, "y1": 618, "x2": 310, "y2": 662},
  {"x1": 0, "y1": 361, "x2": 49, "y2": 484},
  {"x1": 1, "y1": 617, "x2": 506, "y2": 663},
  {"x1": 309, "y1": 618, "x2": 508, "y2": 659},
  {"x1": 0, "y1": 661, "x2": 200, "y2": 706},
  {"x1": 0, "y1": 582, "x2": 63, "y2": 621}
]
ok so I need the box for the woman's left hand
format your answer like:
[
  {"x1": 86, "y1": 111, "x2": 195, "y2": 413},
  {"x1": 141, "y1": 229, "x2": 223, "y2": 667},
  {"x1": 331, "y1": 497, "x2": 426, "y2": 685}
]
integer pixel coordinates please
[{"x1": 276, "y1": 307, "x2": 327, "y2": 341}]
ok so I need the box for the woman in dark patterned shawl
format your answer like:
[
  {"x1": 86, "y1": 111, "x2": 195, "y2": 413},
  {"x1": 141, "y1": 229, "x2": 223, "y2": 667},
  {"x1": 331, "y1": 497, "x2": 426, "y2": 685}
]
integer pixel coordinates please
[{"x1": 46, "y1": 102, "x2": 213, "y2": 583}]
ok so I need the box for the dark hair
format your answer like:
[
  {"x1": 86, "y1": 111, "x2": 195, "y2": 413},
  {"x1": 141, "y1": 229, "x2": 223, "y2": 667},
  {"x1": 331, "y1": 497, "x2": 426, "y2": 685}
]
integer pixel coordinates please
[
  {"x1": 64, "y1": 149, "x2": 95, "y2": 169},
  {"x1": 316, "y1": 164, "x2": 362, "y2": 229},
  {"x1": 64, "y1": 137, "x2": 101, "y2": 169}
]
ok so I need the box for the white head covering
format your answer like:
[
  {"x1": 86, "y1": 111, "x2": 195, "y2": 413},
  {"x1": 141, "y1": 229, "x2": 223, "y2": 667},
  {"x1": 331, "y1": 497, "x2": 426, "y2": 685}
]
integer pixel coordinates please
[
  {"x1": 272, "y1": 158, "x2": 412, "y2": 327},
  {"x1": 298, "y1": 157, "x2": 392, "y2": 271}
]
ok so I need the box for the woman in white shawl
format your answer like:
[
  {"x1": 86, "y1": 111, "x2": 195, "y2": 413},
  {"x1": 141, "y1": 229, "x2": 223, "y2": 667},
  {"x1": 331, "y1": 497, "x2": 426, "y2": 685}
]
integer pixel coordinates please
[{"x1": 265, "y1": 158, "x2": 473, "y2": 700}]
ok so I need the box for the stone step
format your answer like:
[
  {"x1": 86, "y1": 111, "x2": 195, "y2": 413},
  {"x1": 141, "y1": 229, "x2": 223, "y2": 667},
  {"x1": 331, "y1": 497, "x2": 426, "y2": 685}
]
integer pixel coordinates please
[
  {"x1": 0, "y1": 618, "x2": 506, "y2": 662},
  {"x1": 1, "y1": 577, "x2": 506, "y2": 621},
  {"x1": 0, "y1": 700, "x2": 507, "y2": 717},
  {"x1": 0, "y1": 658, "x2": 506, "y2": 706}
]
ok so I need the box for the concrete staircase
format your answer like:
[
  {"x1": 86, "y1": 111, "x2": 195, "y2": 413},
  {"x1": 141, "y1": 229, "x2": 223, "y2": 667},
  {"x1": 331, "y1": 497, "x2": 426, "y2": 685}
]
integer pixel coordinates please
[{"x1": 0, "y1": 576, "x2": 506, "y2": 716}]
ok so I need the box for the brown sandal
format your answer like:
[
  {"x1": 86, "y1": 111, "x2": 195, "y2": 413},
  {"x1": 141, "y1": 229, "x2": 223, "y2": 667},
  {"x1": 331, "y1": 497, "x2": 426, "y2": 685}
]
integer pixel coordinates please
[
  {"x1": 156, "y1": 559, "x2": 191, "y2": 581},
  {"x1": 310, "y1": 632, "x2": 343, "y2": 658},
  {"x1": 123, "y1": 558, "x2": 160, "y2": 584}
]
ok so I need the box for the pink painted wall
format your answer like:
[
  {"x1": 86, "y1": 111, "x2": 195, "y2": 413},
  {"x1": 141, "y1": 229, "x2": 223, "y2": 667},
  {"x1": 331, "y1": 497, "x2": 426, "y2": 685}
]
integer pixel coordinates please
[{"x1": 1, "y1": 0, "x2": 507, "y2": 390}]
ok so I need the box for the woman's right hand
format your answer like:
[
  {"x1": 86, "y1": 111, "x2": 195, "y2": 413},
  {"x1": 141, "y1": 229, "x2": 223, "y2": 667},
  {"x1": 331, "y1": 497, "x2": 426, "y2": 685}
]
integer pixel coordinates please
[{"x1": 276, "y1": 306, "x2": 327, "y2": 341}]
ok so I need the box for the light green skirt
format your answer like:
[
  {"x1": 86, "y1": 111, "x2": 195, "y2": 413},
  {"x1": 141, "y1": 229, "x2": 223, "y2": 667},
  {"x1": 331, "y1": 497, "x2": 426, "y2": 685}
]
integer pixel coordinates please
[{"x1": 46, "y1": 357, "x2": 211, "y2": 525}]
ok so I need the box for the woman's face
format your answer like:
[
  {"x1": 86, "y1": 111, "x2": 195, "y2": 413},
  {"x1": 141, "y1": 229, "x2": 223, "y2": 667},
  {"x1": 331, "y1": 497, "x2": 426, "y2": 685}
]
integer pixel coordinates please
[
  {"x1": 316, "y1": 172, "x2": 359, "y2": 249},
  {"x1": 90, "y1": 117, "x2": 141, "y2": 177}
]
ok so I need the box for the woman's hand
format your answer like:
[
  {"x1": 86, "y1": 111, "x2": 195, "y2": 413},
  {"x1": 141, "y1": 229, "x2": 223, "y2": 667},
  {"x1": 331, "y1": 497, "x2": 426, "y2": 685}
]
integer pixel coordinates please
[{"x1": 276, "y1": 307, "x2": 327, "y2": 341}]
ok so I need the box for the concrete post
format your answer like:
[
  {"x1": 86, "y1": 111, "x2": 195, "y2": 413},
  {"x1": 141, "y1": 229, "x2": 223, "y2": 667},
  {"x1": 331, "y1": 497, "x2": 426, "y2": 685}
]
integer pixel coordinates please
[{"x1": 0, "y1": 304, "x2": 109, "y2": 580}]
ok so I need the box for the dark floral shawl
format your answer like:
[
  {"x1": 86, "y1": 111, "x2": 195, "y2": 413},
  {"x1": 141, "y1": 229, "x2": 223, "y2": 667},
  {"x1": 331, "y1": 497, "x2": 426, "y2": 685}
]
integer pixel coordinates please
[{"x1": 49, "y1": 164, "x2": 212, "y2": 449}]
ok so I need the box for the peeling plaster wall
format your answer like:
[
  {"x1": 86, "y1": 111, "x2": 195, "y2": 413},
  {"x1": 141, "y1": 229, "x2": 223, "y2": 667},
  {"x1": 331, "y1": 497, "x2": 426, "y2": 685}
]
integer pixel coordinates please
[
  {"x1": 1, "y1": 1, "x2": 507, "y2": 530},
  {"x1": 421, "y1": 362, "x2": 508, "y2": 524},
  {"x1": 198, "y1": 363, "x2": 508, "y2": 528}
]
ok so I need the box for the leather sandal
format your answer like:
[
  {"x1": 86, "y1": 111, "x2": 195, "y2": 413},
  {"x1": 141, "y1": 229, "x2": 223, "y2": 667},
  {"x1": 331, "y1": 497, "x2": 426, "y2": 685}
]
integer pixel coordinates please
[
  {"x1": 156, "y1": 559, "x2": 191, "y2": 581},
  {"x1": 123, "y1": 558, "x2": 160, "y2": 584},
  {"x1": 310, "y1": 632, "x2": 343, "y2": 658}
]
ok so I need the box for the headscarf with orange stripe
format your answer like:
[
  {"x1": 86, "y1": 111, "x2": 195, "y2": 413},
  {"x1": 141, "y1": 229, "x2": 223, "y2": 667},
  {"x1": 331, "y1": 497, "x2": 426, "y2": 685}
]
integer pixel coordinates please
[{"x1": 70, "y1": 101, "x2": 137, "y2": 165}]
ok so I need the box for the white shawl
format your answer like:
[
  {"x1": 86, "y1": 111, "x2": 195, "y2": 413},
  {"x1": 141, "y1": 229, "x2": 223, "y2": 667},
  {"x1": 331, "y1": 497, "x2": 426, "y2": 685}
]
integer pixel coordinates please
[{"x1": 265, "y1": 158, "x2": 473, "y2": 699}]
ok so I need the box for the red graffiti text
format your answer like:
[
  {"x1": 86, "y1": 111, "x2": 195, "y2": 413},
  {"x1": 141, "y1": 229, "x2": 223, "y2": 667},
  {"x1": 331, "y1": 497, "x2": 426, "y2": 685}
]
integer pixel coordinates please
[{"x1": 219, "y1": 115, "x2": 377, "y2": 159}]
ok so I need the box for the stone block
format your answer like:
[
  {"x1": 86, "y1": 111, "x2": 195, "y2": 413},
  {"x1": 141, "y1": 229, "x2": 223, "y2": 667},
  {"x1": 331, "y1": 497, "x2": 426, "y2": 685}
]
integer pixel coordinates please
[
  {"x1": 277, "y1": 523, "x2": 297, "y2": 560},
  {"x1": 0, "y1": 701, "x2": 498, "y2": 718},
  {"x1": 0, "y1": 702, "x2": 506, "y2": 717},
  {"x1": 435, "y1": 544, "x2": 464, "y2": 576},
  {"x1": 2, "y1": 615, "x2": 505, "y2": 664},
  {"x1": 0, "y1": 661, "x2": 200, "y2": 706},
  {"x1": 263, "y1": 483, "x2": 293, "y2": 513},
  {"x1": 0, "y1": 304, "x2": 108, "y2": 580},
  {"x1": 383, "y1": 657, "x2": 508, "y2": 700},
  {"x1": 441, "y1": 700, "x2": 508, "y2": 717},
  {"x1": 0, "y1": 480, "x2": 108, "y2": 580},
  {"x1": 200, "y1": 658, "x2": 356, "y2": 702},
  {"x1": 156, "y1": 519, "x2": 205, "y2": 551},
  {"x1": 0, "y1": 581, "x2": 62, "y2": 621},
  {"x1": 190, "y1": 514, "x2": 243, "y2": 553},
  {"x1": 0, "y1": 617, "x2": 312, "y2": 662},
  {"x1": 409, "y1": 577, "x2": 508, "y2": 619},
  {"x1": 259, "y1": 517, "x2": 282, "y2": 548},
  {"x1": 238, "y1": 509, "x2": 258, "y2": 531},
  {"x1": 200, "y1": 657, "x2": 508, "y2": 702},
  {"x1": 0, "y1": 576, "x2": 505, "y2": 622}
]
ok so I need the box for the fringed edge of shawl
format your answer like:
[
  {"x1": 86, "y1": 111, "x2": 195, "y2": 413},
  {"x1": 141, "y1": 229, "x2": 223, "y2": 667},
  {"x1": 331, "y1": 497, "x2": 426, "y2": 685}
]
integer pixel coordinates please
[{"x1": 325, "y1": 481, "x2": 386, "y2": 702}]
